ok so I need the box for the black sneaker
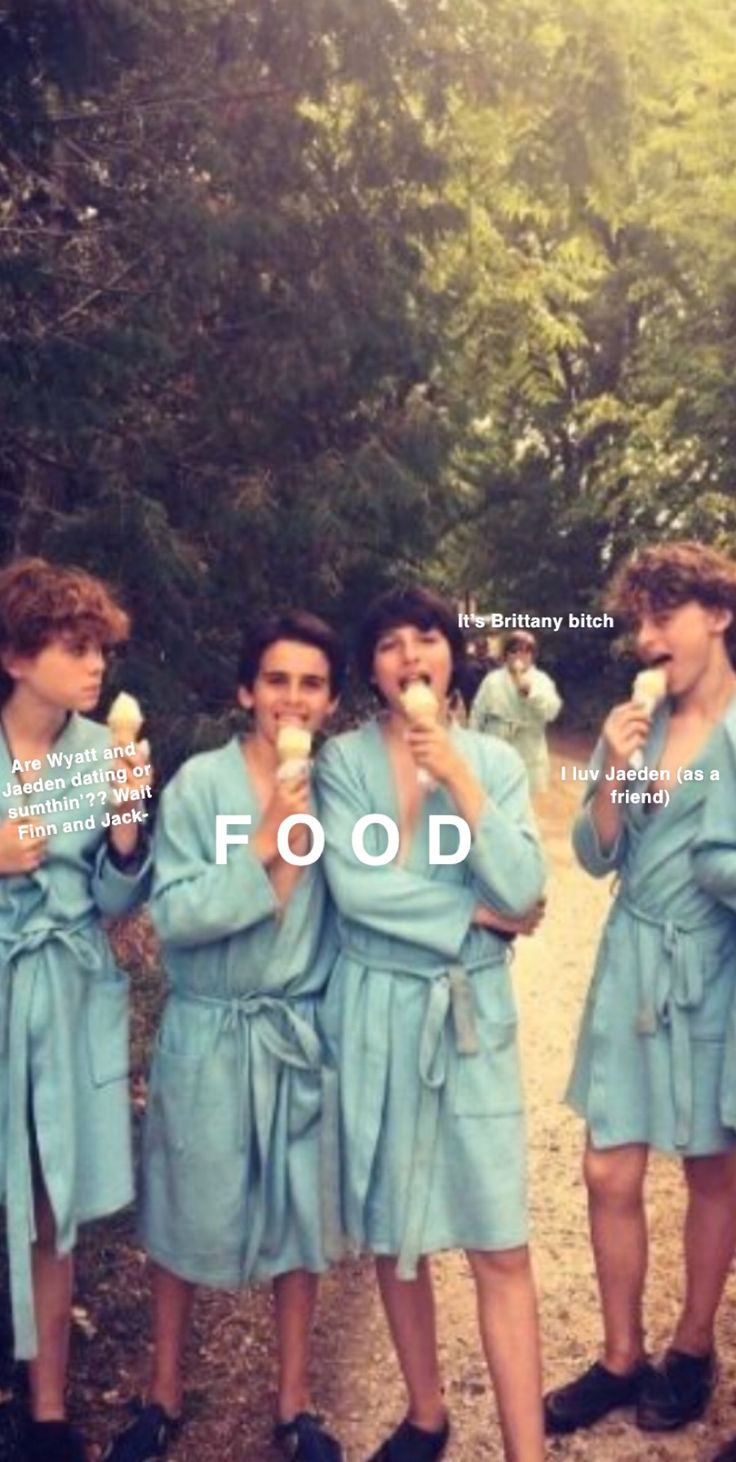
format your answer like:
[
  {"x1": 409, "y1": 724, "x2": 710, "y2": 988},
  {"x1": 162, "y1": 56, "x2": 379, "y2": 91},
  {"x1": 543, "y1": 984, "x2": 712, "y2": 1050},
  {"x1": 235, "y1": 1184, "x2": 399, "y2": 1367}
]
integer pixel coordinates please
[
  {"x1": 367, "y1": 1415, "x2": 450, "y2": 1462},
  {"x1": 0, "y1": 1402, "x2": 25, "y2": 1462},
  {"x1": 273, "y1": 1411, "x2": 343, "y2": 1462},
  {"x1": 544, "y1": 1359, "x2": 652, "y2": 1435},
  {"x1": 636, "y1": 1348, "x2": 716, "y2": 1431},
  {"x1": 101, "y1": 1402, "x2": 182, "y2": 1461},
  {"x1": 25, "y1": 1420, "x2": 86, "y2": 1462}
]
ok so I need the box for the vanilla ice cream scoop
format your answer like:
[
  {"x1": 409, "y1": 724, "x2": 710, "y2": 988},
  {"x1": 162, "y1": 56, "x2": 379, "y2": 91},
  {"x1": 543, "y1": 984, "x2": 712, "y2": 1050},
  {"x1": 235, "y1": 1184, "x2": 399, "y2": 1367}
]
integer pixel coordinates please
[
  {"x1": 632, "y1": 666, "x2": 668, "y2": 711},
  {"x1": 630, "y1": 666, "x2": 668, "y2": 768},
  {"x1": 276, "y1": 724, "x2": 312, "y2": 782},
  {"x1": 107, "y1": 691, "x2": 144, "y2": 745},
  {"x1": 400, "y1": 682, "x2": 439, "y2": 723},
  {"x1": 276, "y1": 725, "x2": 312, "y2": 763}
]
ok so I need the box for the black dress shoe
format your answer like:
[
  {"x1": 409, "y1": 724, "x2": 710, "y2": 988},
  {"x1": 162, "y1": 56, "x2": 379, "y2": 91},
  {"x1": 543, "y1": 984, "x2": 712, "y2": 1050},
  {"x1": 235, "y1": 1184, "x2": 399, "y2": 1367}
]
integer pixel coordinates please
[
  {"x1": 101, "y1": 1402, "x2": 182, "y2": 1461},
  {"x1": 273, "y1": 1411, "x2": 343, "y2": 1462},
  {"x1": 544, "y1": 1359, "x2": 652, "y2": 1435},
  {"x1": 367, "y1": 1415, "x2": 450, "y2": 1461},
  {"x1": 25, "y1": 1420, "x2": 86, "y2": 1462},
  {"x1": 0, "y1": 1402, "x2": 25, "y2": 1462},
  {"x1": 636, "y1": 1348, "x2": 716, "y2": 1431}
]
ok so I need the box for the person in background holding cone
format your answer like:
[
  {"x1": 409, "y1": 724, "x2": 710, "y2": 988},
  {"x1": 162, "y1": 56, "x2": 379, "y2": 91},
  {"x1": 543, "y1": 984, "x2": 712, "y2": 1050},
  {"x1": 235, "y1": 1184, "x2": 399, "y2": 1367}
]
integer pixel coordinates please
[
  {"x1": 545, "y1": 542, "x2": 736, "y2": 1440},
  {"x1": 470, "y1": 631, "x2": 561, "y2": 794}
]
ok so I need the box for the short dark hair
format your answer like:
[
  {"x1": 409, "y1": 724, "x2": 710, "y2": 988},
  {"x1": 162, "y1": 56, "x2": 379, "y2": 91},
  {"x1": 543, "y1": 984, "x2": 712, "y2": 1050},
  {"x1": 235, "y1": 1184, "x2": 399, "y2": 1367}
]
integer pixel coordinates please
[
  {"x1": 504, "y1": 630, "x2": 537, "y2": 659},
  {"x1": 356, "y1": 586, "x2": 466, "y2": 689},
  {"x1": 237, "y1": 611, "x2": 345, "y2": 696}
]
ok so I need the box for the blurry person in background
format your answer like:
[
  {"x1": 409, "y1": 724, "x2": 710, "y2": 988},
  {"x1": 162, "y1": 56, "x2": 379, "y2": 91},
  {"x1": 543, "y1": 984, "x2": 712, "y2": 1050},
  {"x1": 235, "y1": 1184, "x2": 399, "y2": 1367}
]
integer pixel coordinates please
[
  {"x1": 470, "y1": 631, "x2": 562, "y2": 793},
  {"x1": 453, "y1": 635, "x2": 502, "y2": 721}
]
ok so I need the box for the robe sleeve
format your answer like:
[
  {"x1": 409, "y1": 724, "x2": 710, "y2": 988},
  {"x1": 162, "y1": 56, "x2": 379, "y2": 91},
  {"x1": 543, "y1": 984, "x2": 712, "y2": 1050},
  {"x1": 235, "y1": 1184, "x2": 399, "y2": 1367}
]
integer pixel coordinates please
[
  {"x1": 468, "y1": 673, "x2": 495, "y2": 733},
  {"x1": 150, "y1": 761, "x2": 278, "y2": 948},
  {"x1": 692, "y1": 729, "x2": 736, "y2": 910},
  {"x1": 91, "y1": 837, "x2": 152, "y2": 918},
  {"x1": 572, "y1": 738, "x2": 627, "y2": 877},
  {"x1": 525, "y1": 669, "x2": 562, "y2": 724},
  {"x1": 316, "y1": 740, "x2": 477, "y2": 958},
  {"x1": 465, "y1": 743, "x2": 546, "y2": 915}
]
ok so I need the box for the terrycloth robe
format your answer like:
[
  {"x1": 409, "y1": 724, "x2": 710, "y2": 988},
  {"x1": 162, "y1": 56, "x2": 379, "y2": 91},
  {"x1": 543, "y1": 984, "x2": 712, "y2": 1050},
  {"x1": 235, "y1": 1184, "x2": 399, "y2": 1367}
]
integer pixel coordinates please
[
  {"x1": 689, "y1": 706, "x2": 736, "y2": 1131},
  {"x1": 141, "y1": 738, "x2": 340, "y2": 1287},
  {"x1": 315, "y1": 720, "x2": 545, "y2": 1275},
  {"x1": 0, "y1": 714, "x2": 151, "y2": 1359},
  {"x1": 470, "y1": 666, "x2": 561, "y2": 791},
  {"x1": 567, "y1": 700, "x2": 736, "y2": 1154}
]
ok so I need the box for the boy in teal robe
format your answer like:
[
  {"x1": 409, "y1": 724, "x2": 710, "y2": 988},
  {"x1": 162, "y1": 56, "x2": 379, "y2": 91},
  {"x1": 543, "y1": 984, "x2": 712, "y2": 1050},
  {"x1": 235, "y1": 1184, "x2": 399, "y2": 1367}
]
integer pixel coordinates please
[
  {"x1": 105, "y1": 612, "x2": 344, "y2": 1462},
  {"x1": 687, "y1": 690, "x2": 736, "y2": 1462},
  {"x1": 0, "y1": 558, "x2": 152, "y2": 1462},
  {"x1": 316, "y1": 587, "x2": 547, "y2": 1462},
  {"x1": 545, "y1": 542, "x2": 736, "y2": 1439}
]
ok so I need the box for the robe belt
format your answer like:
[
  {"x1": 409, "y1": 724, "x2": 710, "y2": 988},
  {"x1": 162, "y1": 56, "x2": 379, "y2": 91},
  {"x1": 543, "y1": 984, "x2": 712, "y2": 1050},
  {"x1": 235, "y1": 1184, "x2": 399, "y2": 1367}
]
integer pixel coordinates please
[
  {"x1": 619, "y1": 898, "x2": 728, "y2": 1149},
  {"x1": 340, "y1": 948, "x2": 499, "y2": 1279},
  {"x1": 0, "y1": 919, "x2": 103, "y2": 1360},
  {"x1": 176, "y1": 989, "x2": 342, "y2": 1271}
]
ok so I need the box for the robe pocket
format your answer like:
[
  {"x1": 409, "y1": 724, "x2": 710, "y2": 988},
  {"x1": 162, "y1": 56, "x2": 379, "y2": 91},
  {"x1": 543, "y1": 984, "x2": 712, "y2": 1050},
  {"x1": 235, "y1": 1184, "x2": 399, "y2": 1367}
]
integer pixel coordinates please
[
  {"x1": 85, "y1": 971, "x2": 130, "y2": 1086},
  {"x1": 287, "y1": 1068, "x2": 324, "y2": 1139},
  {"x1": 451, "y1": 1019, "x2": 523, "y2": 1118},
  {"x1": 147, "y1": 1038, "x2": 241, "y2": 1157}
]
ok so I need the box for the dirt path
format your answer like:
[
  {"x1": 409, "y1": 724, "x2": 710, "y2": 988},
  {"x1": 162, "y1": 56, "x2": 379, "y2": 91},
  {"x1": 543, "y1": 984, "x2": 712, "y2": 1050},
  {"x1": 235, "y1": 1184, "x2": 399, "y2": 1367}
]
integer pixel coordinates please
[{"x1": 5, "y1": 733, "x2": 736, "y2": 1459}]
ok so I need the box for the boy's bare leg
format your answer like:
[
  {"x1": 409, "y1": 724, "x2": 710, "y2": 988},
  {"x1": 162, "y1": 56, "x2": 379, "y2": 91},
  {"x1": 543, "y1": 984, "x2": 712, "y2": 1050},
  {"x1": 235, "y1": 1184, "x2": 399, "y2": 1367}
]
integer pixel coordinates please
[
  {"x1": 273, "y1": 1269, "x2": 319, "y2": 1420},
  {"x1": 585, "y1": 1139, "x2": 649, "y2": 1371},
  {"x1": 148, "y1": 1263, "x2": 196, "y2": 1418},
  {"x1": 374, "y1": 1256, "x2": 446, "y2": 1431},
  {"x1": 28, "y1": 1186, "x2": 73, "y2": 1421},
  {"x1": 467, "y1": 1246, "x2": 544, "y2": 1462},
  {"x1": 674, "y1": 1151, "x2": 736, "y2": 1355}
]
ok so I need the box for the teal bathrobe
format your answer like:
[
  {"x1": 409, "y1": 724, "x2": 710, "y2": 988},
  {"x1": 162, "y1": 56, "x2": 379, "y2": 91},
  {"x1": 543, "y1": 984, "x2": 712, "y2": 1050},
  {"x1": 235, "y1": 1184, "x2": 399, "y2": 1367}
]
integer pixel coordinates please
[
  {"x1": 0, "y1": 714, "x2": 151, "y2": 1359},
  {"x1": 689, "y1": 704, "x2": 736, "y2": 1131},
  {"x1": 315, "y1": 720, "x2": 545, "y2": 1276},
  {"x1": 567, "y1": 700, "x2": 736, "y2": 1154},
  {"x1": 141, "y1": 739, "x2": 340, "y2": 1287}
]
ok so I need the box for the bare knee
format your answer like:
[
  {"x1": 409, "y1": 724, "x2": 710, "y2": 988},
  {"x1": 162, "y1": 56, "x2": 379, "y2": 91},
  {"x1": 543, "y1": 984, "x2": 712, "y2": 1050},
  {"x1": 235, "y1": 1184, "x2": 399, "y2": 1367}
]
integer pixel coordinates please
[
  {"x1": 584, "y1": 1144, "x2": 647, "y2": 1208},
  {"x1": 466, "y1": 1245, "x2": 533, "y2": 1289},
  {"x1": 684, "y1": 1151, "x2": 736, "y2": 1201}
]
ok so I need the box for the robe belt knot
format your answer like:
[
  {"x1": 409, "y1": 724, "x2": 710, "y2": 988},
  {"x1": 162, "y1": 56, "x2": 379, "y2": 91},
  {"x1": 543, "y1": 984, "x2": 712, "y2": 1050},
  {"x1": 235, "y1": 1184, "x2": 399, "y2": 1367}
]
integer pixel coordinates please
[
  {"x1": 178, "y1": 988, "x2": 342, "y2": 1269},
  {"x1": 621, "y1": 897, "x2": 724, "y2": 1149},
  {"x1": 340, "y1": 948, "x2": 493, "y2": 1280}
]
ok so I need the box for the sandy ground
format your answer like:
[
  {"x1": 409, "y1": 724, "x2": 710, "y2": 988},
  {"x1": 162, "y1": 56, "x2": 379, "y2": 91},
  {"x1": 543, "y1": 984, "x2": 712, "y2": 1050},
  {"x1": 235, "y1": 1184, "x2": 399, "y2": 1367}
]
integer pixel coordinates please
[{"x1": 4, "y1": 732, "x2": 736, "y2": 1460}]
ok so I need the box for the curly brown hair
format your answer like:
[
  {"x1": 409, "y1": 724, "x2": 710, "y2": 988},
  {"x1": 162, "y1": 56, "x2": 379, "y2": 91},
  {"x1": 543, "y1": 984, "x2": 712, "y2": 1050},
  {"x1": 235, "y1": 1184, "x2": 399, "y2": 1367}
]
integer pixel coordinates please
[
  {"x1": 0, "y1": 557, "x2": 130, "y2": 702},
  {"x1": 606, "y1": 542, "x2": 736, "y2": 652}
]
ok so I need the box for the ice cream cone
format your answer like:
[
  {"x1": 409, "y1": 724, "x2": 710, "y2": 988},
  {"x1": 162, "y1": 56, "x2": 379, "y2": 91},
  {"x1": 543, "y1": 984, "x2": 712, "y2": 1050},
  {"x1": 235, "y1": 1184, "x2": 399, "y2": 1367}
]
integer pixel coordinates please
[
  {"x1": 400, "y1": 682, "x2": 439, "y2": 725},
  {"x1": 276, "y1": 724, "x2": 312, "y2": 783},
  {"x1": 630, "y1": 666, "x2": 667, "y2": 769},
  {"x1": 400, "y1": 682, "x2": 439, "y2": 788},
  {"x1": 107, "y1": 691, "x2": 144, "y2": 746}
]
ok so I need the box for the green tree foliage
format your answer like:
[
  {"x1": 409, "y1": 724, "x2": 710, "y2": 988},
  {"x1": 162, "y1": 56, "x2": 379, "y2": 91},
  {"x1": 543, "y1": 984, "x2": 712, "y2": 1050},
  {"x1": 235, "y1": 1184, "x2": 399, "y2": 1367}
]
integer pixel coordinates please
[
  {"x1": 2, "y1": 0, "x2": 736, "y2": 738},
  {"x1": 433, "y1": 0, "x2": 736, "y2": 686},
  {"x1": 0, "y1": 0, "x2": 461, "y2": 756}
]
